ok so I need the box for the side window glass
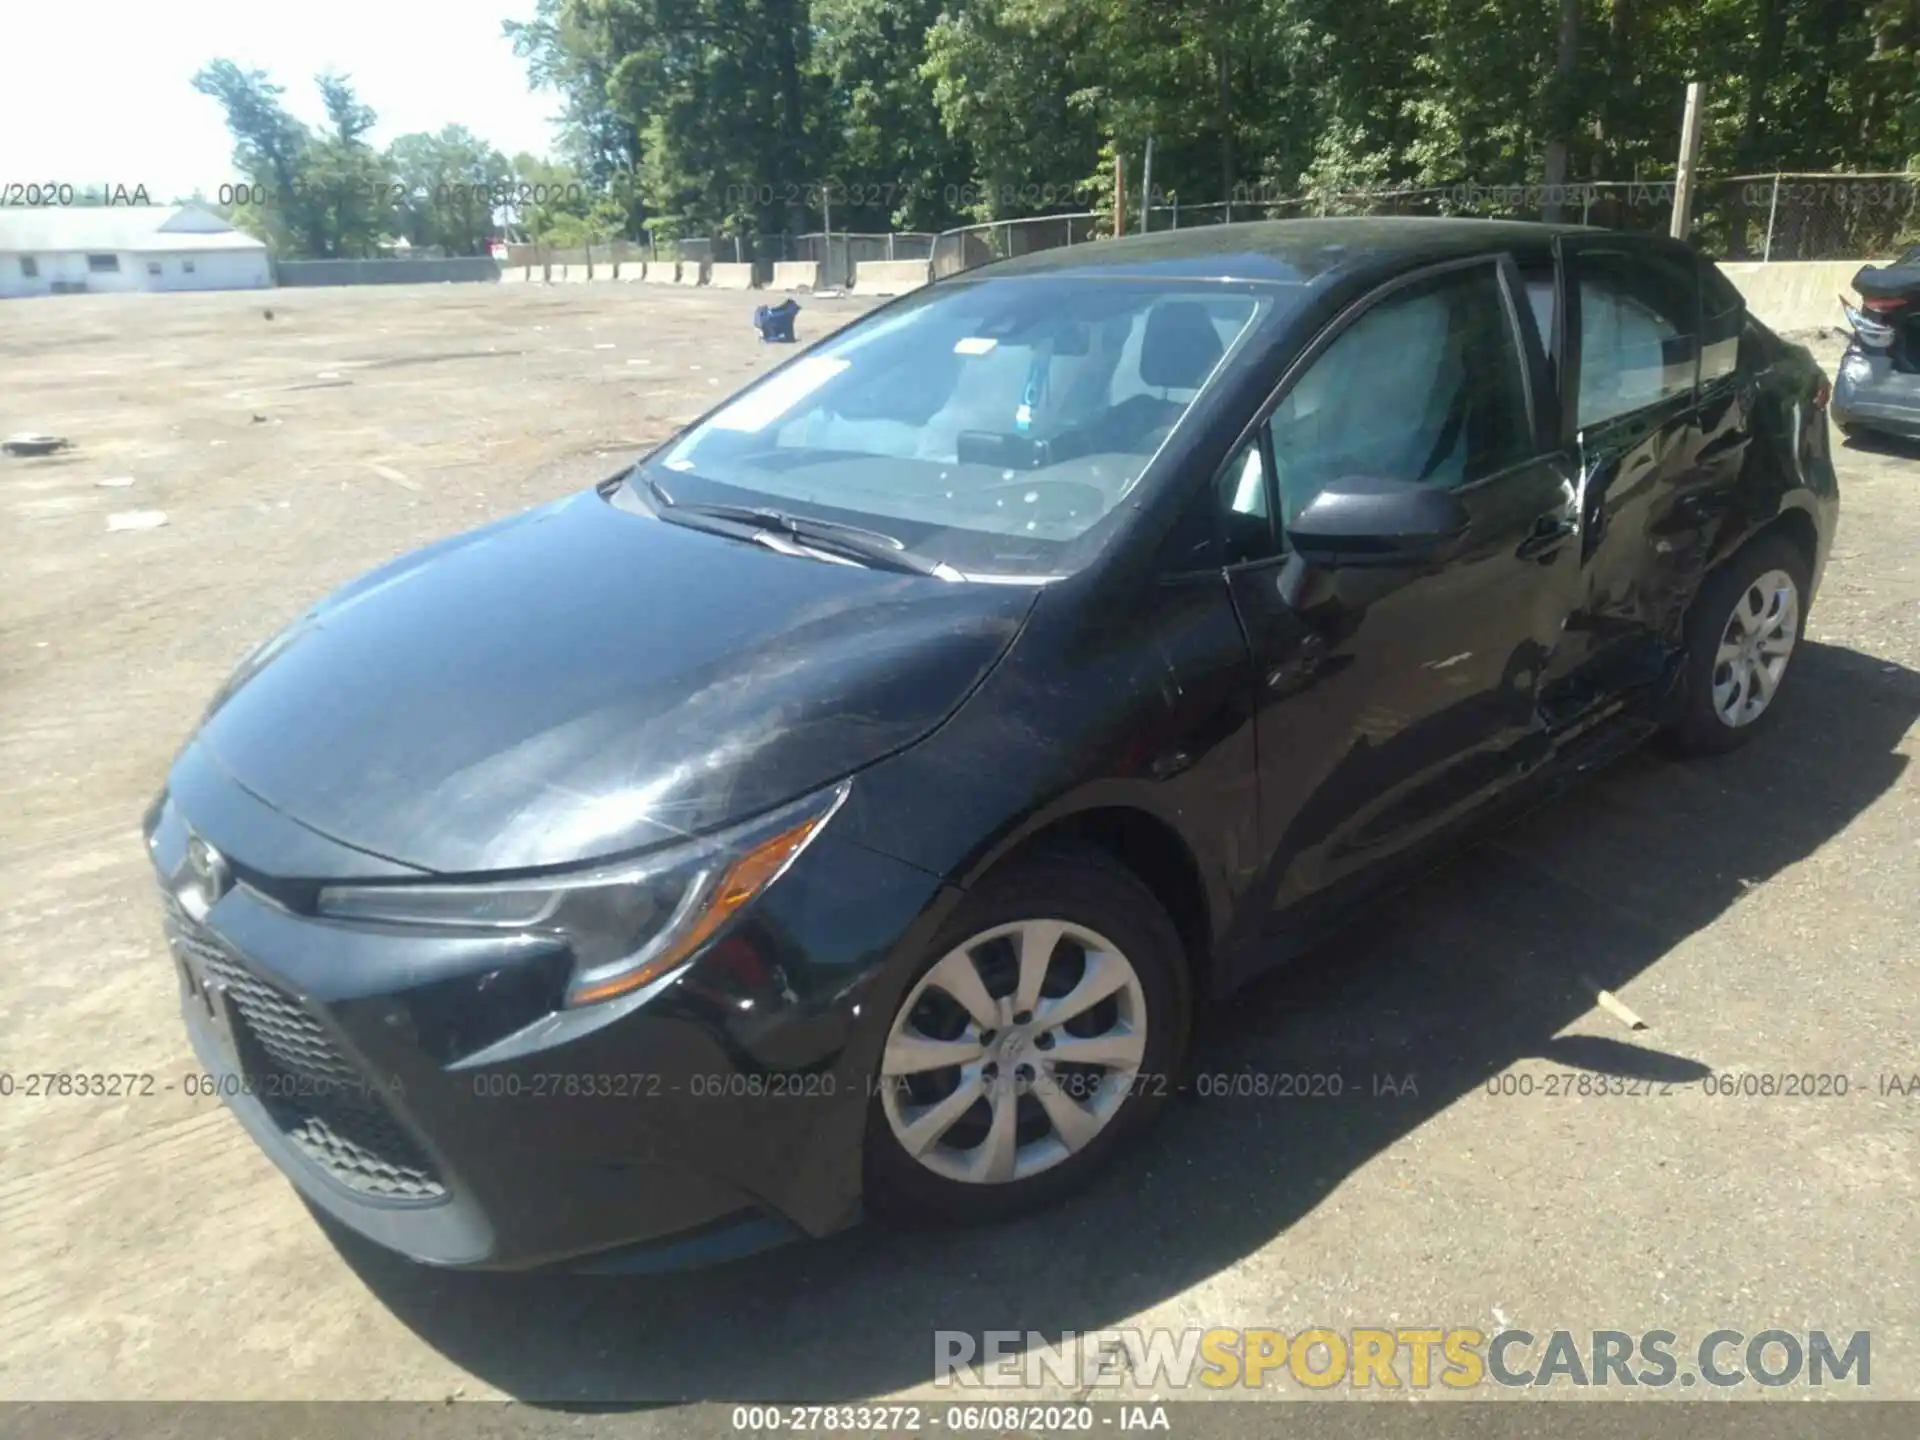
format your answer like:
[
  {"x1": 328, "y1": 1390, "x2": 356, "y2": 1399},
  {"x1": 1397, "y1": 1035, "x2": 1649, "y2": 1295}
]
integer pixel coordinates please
[
  {"x1": 1699, "y1": 260, "x2": 1744, "y2": 385},
  {"x1": 1268, "y1": 265, "x2": 1533, "y2": 524},
  {"x1": 1576, "y1": 251, "x2": 1699, "y2": 427},
  {"x1": 1219, "y1": 439, "x2": 1275, "y2": 564},
  {"x1": 1524, "y1": 279, "x2": 1557, "y2": 358}
]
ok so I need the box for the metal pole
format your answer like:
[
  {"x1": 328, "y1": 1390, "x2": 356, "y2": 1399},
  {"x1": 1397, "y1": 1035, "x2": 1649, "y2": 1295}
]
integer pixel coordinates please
[
  {"x1": 1114, "y1": 153, "x2": 1126, "y2": 237},
  {"x1": 1670, "y1": 80, "x2": 1705, "y2": 239},
  {"x1": 822, "y1": 186, "x2": 833, "y2": 285},
  {"x1": 1763, "y1": 171, "x2": 1781, "y2": 262},
  {"x1": 1140, "y1": 135, "x2": 1155, "y2": 235},
  {"x1": 1172, "y1": 192, "x2": 1179, "y2": 229},
  {"x1": 887, "y1": 232, "x2": 895, "y2": 261}
]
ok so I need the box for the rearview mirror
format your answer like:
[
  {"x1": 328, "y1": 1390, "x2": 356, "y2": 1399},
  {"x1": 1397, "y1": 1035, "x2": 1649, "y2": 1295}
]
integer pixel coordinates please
[{"x1": 1287, "y1": 475, "x2": 1470, "y2": 566}]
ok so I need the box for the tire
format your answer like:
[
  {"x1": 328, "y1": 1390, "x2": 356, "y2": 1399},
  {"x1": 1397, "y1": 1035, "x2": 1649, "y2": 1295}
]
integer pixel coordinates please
[
  {"x1": 865, "y1": 845, "x2": 1192, "y2": 1225},
  {"x1": 1665, "y1": 532, "x2": 1810, "y2": 756}
]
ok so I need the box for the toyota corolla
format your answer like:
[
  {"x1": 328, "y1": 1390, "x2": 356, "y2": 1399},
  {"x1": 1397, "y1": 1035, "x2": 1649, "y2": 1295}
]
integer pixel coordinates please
[{"x1": 146, "y1": 218, "x2": 1837, "y2": 1271}]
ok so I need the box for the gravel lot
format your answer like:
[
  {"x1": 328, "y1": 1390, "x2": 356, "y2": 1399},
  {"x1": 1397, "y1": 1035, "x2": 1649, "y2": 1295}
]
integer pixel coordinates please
[{"x1": 0, "y1": 285, "x2": 1914, "y2": 1409}]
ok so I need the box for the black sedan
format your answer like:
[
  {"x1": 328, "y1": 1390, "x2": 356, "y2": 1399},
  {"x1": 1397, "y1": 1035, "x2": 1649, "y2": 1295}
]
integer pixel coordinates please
[{"x1": 146, "y1": 218, "x2": 1838, "y2": 1271}]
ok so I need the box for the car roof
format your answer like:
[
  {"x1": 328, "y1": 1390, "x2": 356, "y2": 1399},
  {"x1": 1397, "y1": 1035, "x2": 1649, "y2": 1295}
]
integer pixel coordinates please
[{"x1": 967, "y1": 216, "x2": 1651, "y2": 288}]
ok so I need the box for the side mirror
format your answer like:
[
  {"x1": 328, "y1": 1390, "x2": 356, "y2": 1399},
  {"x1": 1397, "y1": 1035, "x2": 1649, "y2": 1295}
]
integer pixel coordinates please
[{"x1": 1287, "y1": 475, "x2": 1470, "y2": 566}]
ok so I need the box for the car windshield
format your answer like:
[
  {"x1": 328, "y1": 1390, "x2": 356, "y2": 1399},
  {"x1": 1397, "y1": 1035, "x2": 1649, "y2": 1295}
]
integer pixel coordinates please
[{"x1": 636, "y1": 277, "x2": 1274, "y2": 578}]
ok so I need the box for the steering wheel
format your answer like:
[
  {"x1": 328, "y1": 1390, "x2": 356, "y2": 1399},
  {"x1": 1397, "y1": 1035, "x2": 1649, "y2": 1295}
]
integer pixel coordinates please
[{"x1": 973, "y1": 479, "x2": 1109, "y2": 527}]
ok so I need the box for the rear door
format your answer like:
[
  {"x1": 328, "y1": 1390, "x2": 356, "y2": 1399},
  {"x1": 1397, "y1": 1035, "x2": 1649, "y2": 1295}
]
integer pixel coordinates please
[
  {"x1": 1537, "y1": 237, "x2": 1718, "y2": 720},
  {"x1": 1219, "y1": 256, "x2": 1582, "y2": 949}
]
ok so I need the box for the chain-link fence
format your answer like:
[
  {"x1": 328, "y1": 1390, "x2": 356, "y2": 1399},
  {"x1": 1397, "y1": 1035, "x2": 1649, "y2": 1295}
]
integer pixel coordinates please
[
  {"x1": 500, "y1": 239, "x2": 649, "y2": 272},
  {"x1": 1139, "y1": 182, "x2": 1677, "y2": 231},
  {"x1": 670, "y1": 231, "x2": 936, "y2": 285},
  {"x1": 1690, "y1": 174, "x2": 1920, "y2": 260},
  {"x1": 514, "y1": 171, "x2": 1919, "y2": 285},
  {"x1": 929, "y1": 214, "x2": 1105, "y2": 278},
  {"x1": 923, "y1": 173, "x2": 1919, "y2": 276}
]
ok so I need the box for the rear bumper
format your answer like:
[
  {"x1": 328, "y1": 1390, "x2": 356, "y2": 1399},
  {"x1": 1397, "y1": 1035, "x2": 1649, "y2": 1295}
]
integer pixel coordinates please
[
  {"x1": 1832, "y1": 350, "x2": 1920, "y2": 438},
  {"x1": 147, "y1": 762, "x2": 952, "y2": 1271}
]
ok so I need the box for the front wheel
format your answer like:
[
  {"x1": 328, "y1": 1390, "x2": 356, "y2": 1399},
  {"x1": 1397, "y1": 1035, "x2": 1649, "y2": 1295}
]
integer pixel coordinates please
[
  {"x1": 865, "y1": 847, "x2": 1190, "y2": 1224},
  {"x1": 1665, "y1": 533, "x2": 1810, "y2": 755}
]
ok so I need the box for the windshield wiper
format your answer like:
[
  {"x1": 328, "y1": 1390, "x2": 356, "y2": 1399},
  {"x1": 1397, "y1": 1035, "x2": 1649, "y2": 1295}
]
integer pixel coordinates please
[{"x1": 641, "y1": 477, "x2": 960, "y2": 579}]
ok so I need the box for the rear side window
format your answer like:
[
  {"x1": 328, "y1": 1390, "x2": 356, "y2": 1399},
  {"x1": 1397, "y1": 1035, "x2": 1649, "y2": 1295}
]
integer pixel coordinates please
[
  {"x1": 1574, "y1": 250, "x2": 1699, "y2": 427},
  {"x1": 1269, "y1": 264, "x2": 1533, "y2": 522},
  {"x1": 1700, "y1": 261, "x2": 1744, "y2": 385}
]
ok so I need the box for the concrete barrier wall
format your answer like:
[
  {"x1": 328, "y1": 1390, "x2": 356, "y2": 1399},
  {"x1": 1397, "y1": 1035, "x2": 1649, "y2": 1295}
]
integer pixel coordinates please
[
  {"x1": 851, "y1": 259, "x2": 931, "y2": 295},
  {"x1": 1717, "y1": 259, "x2": 1887, "y2": 334},
  {"x1": 676, "y1": 260, "x2": 710, "y2": 287},
  {"x1": 644, "y1": 261, "x2": 681, "y2": 285},
  {"x1": 500, "y1": 265, "x2": 531, "y2": 283},
  {"x1": 275, "y1": 258, "x2": 501, "y2": 286},
  {"x1": 617, "y1": 261, "x2": 648, "y2": 282},
  {"x1": 708, "y1": 262, "x2": 757, "y2": 290},
  {"x1": 769, "y1": 261, "x2": 823, "y2": 291},
  {"x1": 553, "y1": 263, "x2": 591, "y2": 284}
]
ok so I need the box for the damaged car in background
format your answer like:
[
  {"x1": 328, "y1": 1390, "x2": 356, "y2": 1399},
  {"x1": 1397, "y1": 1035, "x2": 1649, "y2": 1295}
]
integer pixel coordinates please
[
  {"x1": 145, "y1": 218, "x2": 1837, "y2": 1274},
  {"x1": 1835, "y1": 243, "x2": 1920, "y2": 440}
]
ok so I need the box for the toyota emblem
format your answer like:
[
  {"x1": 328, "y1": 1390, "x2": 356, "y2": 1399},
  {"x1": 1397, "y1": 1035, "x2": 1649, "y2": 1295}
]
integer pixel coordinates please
[{"x1": 180, "y1": 833, "x2": 233, "y2": 914}]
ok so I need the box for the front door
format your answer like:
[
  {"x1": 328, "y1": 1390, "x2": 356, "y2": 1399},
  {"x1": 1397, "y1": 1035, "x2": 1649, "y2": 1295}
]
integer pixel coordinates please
[{"x1": 1218, "y1": 257, "x2": 1582, "y2": 957}]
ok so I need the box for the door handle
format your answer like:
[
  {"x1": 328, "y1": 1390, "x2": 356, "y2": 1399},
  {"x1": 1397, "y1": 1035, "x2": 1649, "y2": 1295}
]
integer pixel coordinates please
[{"x1": 1516, "y1": 513, "x2": 1577, "y2": 561}]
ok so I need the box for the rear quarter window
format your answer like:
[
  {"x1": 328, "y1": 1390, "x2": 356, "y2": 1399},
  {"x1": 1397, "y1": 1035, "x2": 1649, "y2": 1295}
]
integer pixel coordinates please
[
  {"x1": 1574, "y1": 250, "x2": 1700, "y2": 427},
  {"x1": 1700, "y1": 260, "x2": 1744, "y2": 385}
]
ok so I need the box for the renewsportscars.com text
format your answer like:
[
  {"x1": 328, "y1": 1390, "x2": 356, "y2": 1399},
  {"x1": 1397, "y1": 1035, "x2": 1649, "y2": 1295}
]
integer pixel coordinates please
[{"x1": 934, "y1": 1327, "x2": 1871, "y2": 1390}]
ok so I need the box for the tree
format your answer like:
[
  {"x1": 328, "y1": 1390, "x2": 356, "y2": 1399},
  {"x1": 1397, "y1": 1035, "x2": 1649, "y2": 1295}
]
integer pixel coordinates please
[
  {"x1": 390, "y1": 127, "x2": 514, "y2": 254},
  {"x1": 191, "y1": 61, "x2": 392, "y2": 257},
  {"x1": 490, "y1": 0, "x2": 1920, "y2": 244},
  {"x1": 811, "y1": 0, "x2": 974, "y2": 229},
  {"x1": 192, "y1": 60, "x2": 326, "y2": 254},
  {"x1": 922, "y1": 0, "x2": 1105, "y2": 222}
]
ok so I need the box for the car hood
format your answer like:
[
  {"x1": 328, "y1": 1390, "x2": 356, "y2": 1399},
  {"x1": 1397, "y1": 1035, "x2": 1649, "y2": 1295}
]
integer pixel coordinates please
[{"x1": 196, "y1": 487, "x2": 1035, "y2": 875}]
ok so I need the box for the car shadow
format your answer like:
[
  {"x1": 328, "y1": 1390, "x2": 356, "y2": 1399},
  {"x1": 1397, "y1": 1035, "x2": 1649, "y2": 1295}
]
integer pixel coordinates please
[
  {"x1": 324, "y1": 641, "x2": 1918, "y2": 1405},
  {"x1": 1838, "y1": 427, "x2": 1920, "y2": 460}
]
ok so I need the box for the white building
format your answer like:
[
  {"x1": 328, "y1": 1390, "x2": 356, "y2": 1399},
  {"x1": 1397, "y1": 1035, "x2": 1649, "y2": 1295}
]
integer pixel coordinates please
[{"x1": 0, "y1": 205, "x2": 272, "y2": 298}]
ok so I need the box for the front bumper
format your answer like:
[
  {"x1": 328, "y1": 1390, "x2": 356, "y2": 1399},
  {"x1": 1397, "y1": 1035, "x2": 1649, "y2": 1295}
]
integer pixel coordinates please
[
  {"x1": 146, "y1": 753, "x2": 952, "y2": 1270},
  {"x1": 1832, "y1": 348, "x2": 1920, "y2": 439}
]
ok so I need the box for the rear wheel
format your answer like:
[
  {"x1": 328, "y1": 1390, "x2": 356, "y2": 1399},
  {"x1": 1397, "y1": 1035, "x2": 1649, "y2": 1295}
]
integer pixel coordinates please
[
  {"x1": 1666, "y1": 533, "x2": 1809, "y2": 755},
  {"x1": 865, "y1": 847, "x2": 1190, "y2": 1223}
]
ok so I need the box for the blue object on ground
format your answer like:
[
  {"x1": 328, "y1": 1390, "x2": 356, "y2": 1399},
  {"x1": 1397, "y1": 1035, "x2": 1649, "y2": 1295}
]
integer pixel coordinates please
[{"x1": 753, "y1": 299, "x2": 802, "y2": 343}]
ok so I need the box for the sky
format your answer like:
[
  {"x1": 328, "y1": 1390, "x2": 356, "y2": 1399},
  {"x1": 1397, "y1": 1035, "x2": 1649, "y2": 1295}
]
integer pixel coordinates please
[{"x1": 0, "y1": 0, "x2": 562, "y2": 202}]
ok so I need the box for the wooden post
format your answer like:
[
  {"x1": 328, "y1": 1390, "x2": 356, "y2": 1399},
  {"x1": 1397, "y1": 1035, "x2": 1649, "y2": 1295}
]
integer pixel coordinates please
[
  {"x1": 1670, "y1": 80, "x2": 1705, "y2": 239},
  {"x1": 1114, "y1": 152, "x2": 1126, "y2": 237}
]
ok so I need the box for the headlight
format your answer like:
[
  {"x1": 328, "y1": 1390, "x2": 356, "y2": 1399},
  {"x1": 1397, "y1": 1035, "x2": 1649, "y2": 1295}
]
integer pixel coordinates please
[{"x1": 316, "y1": 781, "x2": 849, "y2": 1007}]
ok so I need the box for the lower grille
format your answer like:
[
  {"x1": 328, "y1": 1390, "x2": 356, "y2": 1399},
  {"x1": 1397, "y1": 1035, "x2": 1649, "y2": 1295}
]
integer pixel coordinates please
[{"x1": 164, "y1": 895, "x2": 447, "y2": 1202}]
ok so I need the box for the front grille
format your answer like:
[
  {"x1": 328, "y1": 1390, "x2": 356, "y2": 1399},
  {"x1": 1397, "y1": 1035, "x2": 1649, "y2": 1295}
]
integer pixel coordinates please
[
  {"x1": 163, "y1": 895, "x2": 447, "y2": 1202},
  {"x1": 171, "y1": 917, "x2": 358, "y2": 1088},
  {"x1": 283, "y1": 1109, "x2": 446, "y2": 1201}
]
